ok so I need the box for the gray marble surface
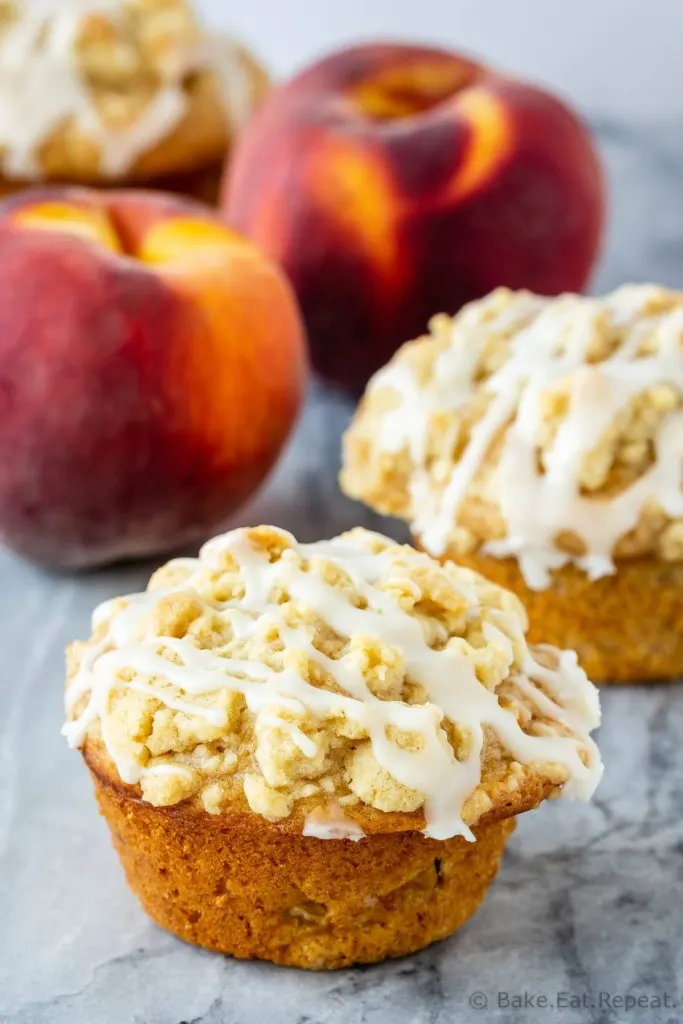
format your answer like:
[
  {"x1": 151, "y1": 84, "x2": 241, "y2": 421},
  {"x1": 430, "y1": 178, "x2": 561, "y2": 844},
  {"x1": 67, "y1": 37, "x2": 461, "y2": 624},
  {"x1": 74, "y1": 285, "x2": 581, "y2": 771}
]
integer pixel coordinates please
[{"x1": 2, "y1": 120, "x2": 683, "y2": 1024}]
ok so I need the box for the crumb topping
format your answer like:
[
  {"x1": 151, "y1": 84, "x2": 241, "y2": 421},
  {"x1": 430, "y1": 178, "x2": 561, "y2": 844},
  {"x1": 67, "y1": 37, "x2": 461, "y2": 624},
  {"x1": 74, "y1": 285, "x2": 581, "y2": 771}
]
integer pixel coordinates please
[
  {"x1": 0, "y1": 0, "x2": 255, "y2": 179},
  {"x1": 341, "y1": 285, "x2": 683, "y2": 589},
  {"x1": 64, "y1": 526, "x2": 602, "y2": 839}
]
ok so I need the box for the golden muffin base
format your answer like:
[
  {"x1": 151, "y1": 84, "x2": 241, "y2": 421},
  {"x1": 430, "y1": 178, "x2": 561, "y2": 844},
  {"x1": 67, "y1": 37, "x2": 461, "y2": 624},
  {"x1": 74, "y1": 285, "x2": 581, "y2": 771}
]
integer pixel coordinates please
[
  {"x1": 90, "y1": 766, "x2": 516, "y2": 970},
  {"x1": 448, "y1": 549, "x2": 683, "y2": 683}
]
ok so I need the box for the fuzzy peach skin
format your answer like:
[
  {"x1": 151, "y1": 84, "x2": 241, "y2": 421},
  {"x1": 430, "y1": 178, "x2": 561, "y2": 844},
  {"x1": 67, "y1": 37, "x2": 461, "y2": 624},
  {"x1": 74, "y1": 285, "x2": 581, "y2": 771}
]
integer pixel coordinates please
[
  {"x1": 222, "y1": 42, "x2": 604, "y2": 392},
  {"x1": 0, "y1": 188, "x2": 306, "y2": 569}
]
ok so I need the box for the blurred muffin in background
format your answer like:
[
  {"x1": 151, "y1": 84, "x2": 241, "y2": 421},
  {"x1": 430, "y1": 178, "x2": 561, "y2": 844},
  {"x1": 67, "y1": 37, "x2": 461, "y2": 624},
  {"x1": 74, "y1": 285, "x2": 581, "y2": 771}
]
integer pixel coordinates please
[
  {"x1": 341, "y1": 285, "x2": 683, "y2": 682},
  {"x1": 0, "y1": 0, "x2": 268, "y2": 201}
]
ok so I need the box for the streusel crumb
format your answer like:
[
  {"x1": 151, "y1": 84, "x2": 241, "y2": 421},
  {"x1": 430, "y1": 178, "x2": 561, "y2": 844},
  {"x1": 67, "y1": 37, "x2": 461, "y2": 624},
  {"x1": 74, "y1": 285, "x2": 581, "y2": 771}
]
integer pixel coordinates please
[
  {"x1": 64, "y1": 526, "x2": 602, "y2": 837},
  {"x1": 341, "y1": 285, "x2": 683, "y2": 582},
  {"x1": 0, "y1": 0, "x2": 268, "y2": 182},
  {"x1": 0, "y1": 0, "x2": 201, "y2": 132}
]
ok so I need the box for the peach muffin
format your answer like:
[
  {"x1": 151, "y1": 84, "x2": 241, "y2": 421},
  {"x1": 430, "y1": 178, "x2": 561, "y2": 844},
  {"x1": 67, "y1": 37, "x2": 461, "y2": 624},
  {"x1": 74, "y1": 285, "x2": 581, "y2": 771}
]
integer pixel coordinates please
[
  {"x1": 63, "y1": 525, "x2": 602, "y2": 968},
  {"x1": 0, "y1": 0, "x2": 268, "y2": 200},
  {"x1": 341, "y1": 285, "x2": 683, "y2": 682}
]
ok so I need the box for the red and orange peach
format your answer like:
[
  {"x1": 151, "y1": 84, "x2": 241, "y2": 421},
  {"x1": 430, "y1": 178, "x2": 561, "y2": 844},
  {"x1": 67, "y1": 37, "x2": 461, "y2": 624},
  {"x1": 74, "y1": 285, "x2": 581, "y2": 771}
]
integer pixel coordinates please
[
  {"x1": 0, "y1": 188, "x2": 306, "y2": 568},
  {"x1": 223, "y1": 42, "x2": 605, "y2": 391}
]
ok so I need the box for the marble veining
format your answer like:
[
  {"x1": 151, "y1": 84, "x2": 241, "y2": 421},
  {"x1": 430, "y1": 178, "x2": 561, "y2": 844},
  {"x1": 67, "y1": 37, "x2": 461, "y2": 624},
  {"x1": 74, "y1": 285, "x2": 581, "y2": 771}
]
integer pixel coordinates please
[{"x1": 1, "y1": 119, "x2": 683, "y2": 1024}]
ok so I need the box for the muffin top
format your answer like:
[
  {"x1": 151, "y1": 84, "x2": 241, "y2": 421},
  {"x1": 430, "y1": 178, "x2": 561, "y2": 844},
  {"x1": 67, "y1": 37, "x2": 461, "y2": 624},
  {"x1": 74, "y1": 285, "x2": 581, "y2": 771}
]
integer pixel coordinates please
[
  {"x1": 0, "y1": 0, "x2": 260, "y2": 180},
  {"x1": 341, "y1": 285, "x2": 683, "y2": 590},
  {"x1": 64, "y1": 526, "x2": 602, "y2": 840}
]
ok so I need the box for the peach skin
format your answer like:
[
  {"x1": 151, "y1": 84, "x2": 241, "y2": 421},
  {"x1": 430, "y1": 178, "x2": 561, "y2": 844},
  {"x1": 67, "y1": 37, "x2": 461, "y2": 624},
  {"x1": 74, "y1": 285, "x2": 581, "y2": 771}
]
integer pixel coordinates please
[
  {"x1": 222, "y1": 42, "x2": 605, "y2": 392},
  {"x1": 0, "y1": 188, "x2": 306, "y2": 569}
]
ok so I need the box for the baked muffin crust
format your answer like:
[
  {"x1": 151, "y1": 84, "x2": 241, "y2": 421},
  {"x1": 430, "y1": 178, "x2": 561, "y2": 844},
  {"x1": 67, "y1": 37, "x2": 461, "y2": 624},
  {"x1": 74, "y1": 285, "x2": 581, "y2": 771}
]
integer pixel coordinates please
[{"x1": 64, "y1": 525, "x2": 602, "y2": 840}]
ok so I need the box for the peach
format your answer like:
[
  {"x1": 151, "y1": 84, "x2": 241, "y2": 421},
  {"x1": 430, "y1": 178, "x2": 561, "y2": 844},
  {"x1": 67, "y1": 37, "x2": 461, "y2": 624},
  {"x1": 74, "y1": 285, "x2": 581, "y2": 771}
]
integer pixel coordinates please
[
  {"x1": 0, "y1": 188, "x2": 306, "y2": 568},
  {"x1": 222, "y1": 42, "x2": 605, "y2": 392}
]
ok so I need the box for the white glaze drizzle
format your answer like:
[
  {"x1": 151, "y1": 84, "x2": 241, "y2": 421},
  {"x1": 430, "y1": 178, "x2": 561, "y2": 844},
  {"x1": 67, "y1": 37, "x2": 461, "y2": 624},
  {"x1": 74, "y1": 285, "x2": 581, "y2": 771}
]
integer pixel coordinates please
[
  {"x1": 142, "y1": 761, "x2": 195, "y2": 781},
  {"x1": 303, "y1": 804, "x2": 366, "y2": 842},
  {"x1": 63, "y1": 527, "x2": 602, "y2": 841},
  {"x1": 369, "y1": 286, "x2": 683, "y2": 590},
  {"x1": 200, "y1": 33, "x2": 254, "y2": 134},
  {"x1": 0, "y1": 0, "x2": 254, "y2": 179}
]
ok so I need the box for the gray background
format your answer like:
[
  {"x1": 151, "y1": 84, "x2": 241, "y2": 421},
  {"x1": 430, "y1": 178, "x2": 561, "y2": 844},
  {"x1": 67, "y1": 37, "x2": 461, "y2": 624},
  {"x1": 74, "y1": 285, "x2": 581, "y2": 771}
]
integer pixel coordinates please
[
  {"x1": 201, "y1": 0, "x2": 683, "y2": 124},
  {"x1": 2, "y1": 3, "x2": 683, "y2": 1023}
]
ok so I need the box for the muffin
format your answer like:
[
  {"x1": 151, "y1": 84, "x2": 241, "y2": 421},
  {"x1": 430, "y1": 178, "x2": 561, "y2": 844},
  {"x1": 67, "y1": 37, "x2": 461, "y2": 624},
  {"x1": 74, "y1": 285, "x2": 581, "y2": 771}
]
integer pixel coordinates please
[
  {"x1": 64, "y1": 525, "x2": 602, "y2": 969},
  {"x1": 0, "y1": 0, "x2": 268, "y2": 201},
  {"x1": 341, "y1": 284, "x2": 683, "y2": 682}
]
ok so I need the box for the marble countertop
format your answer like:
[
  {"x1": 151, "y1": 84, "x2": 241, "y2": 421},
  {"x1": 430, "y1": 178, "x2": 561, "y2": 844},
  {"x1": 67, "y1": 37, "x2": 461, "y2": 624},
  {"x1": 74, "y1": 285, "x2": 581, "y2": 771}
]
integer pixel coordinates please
[{"x1": 1, "y1": 120, "x2": 682, "y2": 1024}]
